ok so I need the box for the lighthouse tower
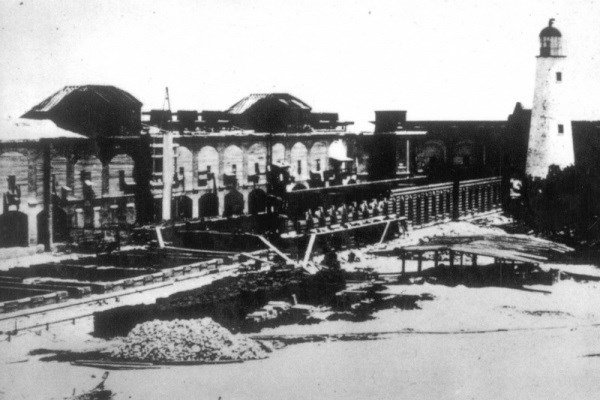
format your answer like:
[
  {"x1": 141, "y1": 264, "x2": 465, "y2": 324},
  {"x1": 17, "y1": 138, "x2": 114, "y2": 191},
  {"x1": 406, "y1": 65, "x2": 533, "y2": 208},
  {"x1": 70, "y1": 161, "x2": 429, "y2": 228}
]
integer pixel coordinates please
[{"x1": 526, "y1": 19, "x2": 574, "y2": 178}]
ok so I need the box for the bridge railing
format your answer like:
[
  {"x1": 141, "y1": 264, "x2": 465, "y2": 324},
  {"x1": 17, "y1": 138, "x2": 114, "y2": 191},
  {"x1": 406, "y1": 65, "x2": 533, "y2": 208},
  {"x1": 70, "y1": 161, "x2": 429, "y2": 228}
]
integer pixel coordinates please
[{"x1": 390, "y1": 176, "x2": 502, "y2": 226}]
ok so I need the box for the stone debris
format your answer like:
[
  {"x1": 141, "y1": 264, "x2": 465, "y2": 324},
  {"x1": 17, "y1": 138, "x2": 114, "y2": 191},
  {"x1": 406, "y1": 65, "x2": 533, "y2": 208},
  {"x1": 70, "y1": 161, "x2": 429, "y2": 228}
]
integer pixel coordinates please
[{"x1": 110, "y1": 318, "x2": 269, "y2": 363}]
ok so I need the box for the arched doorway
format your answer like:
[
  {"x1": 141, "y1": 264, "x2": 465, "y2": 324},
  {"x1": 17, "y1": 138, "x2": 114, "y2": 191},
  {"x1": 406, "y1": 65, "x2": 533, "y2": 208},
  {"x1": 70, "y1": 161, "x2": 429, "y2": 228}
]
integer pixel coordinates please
[
  {"x1": 174, "y1": 196, "x2": 193, "y2": 219},
  {"x1": 199, "y1": 192, "x2": 219, "y2": 218},
  {"x1": 453, "y1": 141, "x2": 476, "y2": 167},
  {"x1": 0, "y1": 211, "x2": 28, "y2": 247},
  {"x1": 37, "y1": 205, "x2": 69, "y2": 244},
  {"x1": 416, "y1": 141, "x2": 446, "y2": 174},
  {"x1": 248, "y1": 188, "x2": 267, "y2": 215},
  {"x1": 223, "y1": 189, "x2": 245, "y2": 217}
]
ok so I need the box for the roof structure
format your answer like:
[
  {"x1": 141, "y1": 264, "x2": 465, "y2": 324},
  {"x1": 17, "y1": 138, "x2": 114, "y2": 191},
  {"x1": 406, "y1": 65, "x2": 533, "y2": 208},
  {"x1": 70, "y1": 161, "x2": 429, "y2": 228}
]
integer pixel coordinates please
[
  {"x1": 22, "y1": 85, "x2": 142, "y2": 119},
  {"x1": 226, "y1": 93, "x2": 311, "y2": 115},
  {"x1": 540, "y1": 19, "x2": 561, "y2": 38},
  {"x1": 0, "y1": 119, "x2": 87, "y2": 143}
]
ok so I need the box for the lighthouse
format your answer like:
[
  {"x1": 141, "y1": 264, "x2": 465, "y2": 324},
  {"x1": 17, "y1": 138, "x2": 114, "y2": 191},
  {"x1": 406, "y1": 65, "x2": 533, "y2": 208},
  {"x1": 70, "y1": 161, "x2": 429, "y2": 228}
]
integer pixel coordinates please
[{"x1": 526, "y1": 19, "x2": 574, "y2": 178}]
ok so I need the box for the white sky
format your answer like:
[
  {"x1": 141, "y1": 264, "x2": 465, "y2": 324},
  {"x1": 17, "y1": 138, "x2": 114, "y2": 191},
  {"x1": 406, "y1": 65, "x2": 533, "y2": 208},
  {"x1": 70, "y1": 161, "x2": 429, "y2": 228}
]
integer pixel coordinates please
[{"x1": 1, "y1": 0, "x2": 599, "y2": 132}]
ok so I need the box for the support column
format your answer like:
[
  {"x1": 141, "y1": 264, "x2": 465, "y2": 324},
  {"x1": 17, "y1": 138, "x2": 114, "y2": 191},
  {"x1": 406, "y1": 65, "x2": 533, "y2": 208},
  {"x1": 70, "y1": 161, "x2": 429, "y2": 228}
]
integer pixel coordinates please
[
  {"x1": 405, "y1": 139, "x2": 410, "y2": 174},
  {"x1": 192, "y1": 148, "x2": 199, "y2": 190},
  {"x1": 191, "y1": 195, "x2": 200, "y2": 218},
  {"x1": 401, "y1": 251, "x2": 406, "y2": 274},
  {"x1": 42, "y1": 143, "x2": 53, "y2": 251},
  {"x1": 75, "y1": 208, "x2": 84, "y2": 228},
  {"x1": 126, "y1": 202, "x2": 136, "y2": 224},
  {"x1": 93, "y1": 206, "x2": 101, "y2": 228},
  {"x1": 27, "y1": 199, "x2": 41, "y2": 246},
  {"x1": 162, "y1": 131, "x2": 174, "y2": 221}
]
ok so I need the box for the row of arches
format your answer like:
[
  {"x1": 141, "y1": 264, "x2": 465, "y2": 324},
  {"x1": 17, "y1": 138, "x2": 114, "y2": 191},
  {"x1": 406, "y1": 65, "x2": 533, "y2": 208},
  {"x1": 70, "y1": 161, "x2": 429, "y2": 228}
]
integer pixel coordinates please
[
  {"x1": 0, "y1": 151, "x2": 136, "y2": 207},
  {"x1": 415, "y1": 140, "x2": 479, "y2": 173},
  {"x1": 167, "y1": 188, "x2": 269, "y2": 221},
  {"x1": 176, "y1": 141, "x2": 341, "y2": 189}
]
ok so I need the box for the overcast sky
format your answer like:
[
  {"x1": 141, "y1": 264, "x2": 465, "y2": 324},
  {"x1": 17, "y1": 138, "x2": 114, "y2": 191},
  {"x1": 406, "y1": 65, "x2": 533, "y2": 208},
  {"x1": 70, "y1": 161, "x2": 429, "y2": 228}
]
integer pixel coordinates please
[{"x1": 1, "y1": 0, "x2": 598, "y2": 131}]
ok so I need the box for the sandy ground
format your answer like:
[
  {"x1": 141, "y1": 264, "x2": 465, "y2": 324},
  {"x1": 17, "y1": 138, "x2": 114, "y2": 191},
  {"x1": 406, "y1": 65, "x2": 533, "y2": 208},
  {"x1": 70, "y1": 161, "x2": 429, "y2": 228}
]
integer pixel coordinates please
[{"x1": 2, "y1": 218, "x2": 600, "y2": 399}]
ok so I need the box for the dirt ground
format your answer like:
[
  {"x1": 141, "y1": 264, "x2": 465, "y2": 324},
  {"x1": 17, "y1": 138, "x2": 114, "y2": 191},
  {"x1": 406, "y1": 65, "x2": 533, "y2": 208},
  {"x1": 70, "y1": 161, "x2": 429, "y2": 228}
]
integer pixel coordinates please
[{"x1": 2, "y1": 218, "x2": 600, "y2": 399}]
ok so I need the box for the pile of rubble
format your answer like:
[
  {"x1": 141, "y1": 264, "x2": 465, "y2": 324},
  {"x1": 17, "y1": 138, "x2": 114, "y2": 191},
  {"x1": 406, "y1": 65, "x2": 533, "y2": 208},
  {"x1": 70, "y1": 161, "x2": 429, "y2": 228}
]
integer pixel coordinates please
[{"x1": 110, "y1": 318, "x2": 269, "y2": 363}]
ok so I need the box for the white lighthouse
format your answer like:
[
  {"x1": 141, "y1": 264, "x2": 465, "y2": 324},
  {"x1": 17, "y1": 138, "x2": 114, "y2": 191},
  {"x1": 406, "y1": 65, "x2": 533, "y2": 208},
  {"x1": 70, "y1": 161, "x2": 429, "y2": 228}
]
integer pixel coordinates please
[{"x1": 526, "y1": 19, "x2": 574, "y2": 178}]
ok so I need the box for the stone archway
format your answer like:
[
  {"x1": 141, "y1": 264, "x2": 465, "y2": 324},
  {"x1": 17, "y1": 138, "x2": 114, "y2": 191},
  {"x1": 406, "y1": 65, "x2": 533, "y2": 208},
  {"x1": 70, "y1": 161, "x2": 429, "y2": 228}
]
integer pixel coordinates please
[
  {"x1": 223, "y1": 189, "x2": 245, "y2": 217},
  {"x1": 248, "y1": 188, "x2": 267, "y2": 215},
  {"x1": 272, "y1": 143, "x2": 286, "y2": 165},
  {"x1": 0, "y1": 211, "x2": 28, "y2": 247},
  {"x1": 416, "y1": 141, "x2": 446, "y2": 174},
  {"x1": 0, "y1": 151, "x2": 29, "y2": 212},
  {"x1": 175, "y1": 146, "x2": 193, "y2": 190},
  {"x1": 37, "y1": 205, "x2": 69, "y2": 244},
  {"x1": 198, "y1": 146, "x2": 219, "y2": 188},
  {"x1": 453, "y1": 141, "x2": 477, "y2": 167},
  {"x1": 223, "y1": 145, "x2": 244, "y2": 186},
  {"x1": 247, "y1": 143, "x2": 267, "y2": 184},
  {"x1": 199, "y1": 192, "x2": 219, "y2": 218},
  {"x1": 108, "y1": 154, "x2": 135, "y2": 196},
  {"x1": 290, "y1": 142, "x2": 308, "y2": 182},
  {"x1": 74, "y1": 156, "x2": 102, "y2": 198}
]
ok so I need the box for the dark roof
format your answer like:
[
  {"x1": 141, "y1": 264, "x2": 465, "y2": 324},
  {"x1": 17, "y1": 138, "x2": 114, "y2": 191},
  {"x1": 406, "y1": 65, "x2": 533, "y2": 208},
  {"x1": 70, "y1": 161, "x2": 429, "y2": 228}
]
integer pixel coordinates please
[
  {"x1": 22, "y1": 85, "x2": 142, "y2": 118},
  {"x1": 540, "y1": 19, "x2": 561, "y2": 38},
  {"x1": 226, "y1": 93, "x2": 311, "y2": 114}
]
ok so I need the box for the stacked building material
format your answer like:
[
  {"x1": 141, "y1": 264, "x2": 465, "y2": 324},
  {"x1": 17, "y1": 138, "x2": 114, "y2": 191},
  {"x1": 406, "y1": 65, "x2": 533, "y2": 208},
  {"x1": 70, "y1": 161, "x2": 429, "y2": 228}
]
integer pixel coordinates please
[{"x1": 110, "y1": 318, "x2": 268, "y2": 363}]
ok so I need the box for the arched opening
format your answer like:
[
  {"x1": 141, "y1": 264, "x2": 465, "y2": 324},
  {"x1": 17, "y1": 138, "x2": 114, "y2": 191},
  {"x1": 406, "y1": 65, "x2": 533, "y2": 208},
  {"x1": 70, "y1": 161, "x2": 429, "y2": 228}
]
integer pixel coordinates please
[
  {"x1": 36, "y1": 156, "x2": 68, "y2": 198},
  {"x1": 174, "y1": 196, "x2": 193, "y2": 219},
  {"x1": 223, "y1": 189, "x2": 245, "y2": 218},
  {"x1": 248, "y1": 188, "x2": 267, "y2": 215},
  {"x1": 292, "y1": 183, "x2": 307, "y2": 191},
  {"x1": 272, "y1": 143, "x2": 286, "y2": 165},
  {"x1": 309, "y1": 142, "x2": 328, "y2": 187},
  {"x1": 453, "y1": 141, "x2": 476, "y2": 167},
  {"x1": 0, "y1": 211, "x2": 28, "y2": 247},
  {"x1": 0, "y1": 151, "x2": 29, "y2": 213},
  {"x1": 175, "y1": 146, "x2": 193, "y2": 190},
  {"x1": 108, "y1": 154, "x2": 135, "y2": 196},
  {"x1": 290, "y1": 142, "x2": 308, "y2": 182},
  {"x1": 247, "y1": 143, "x2": 267, "y2": 185},
  {"x1": 198, "y1": 146, "x2": 219, "y2": 188},
  {"x1": 199, "y1": 192, "x2": 219, "y2": 218},
  {"x1": 37, "y1": 205, "x2": 69, "y2": 244},
  {"x1": 74, "y1": 156, "x2": 102, "y2": 199},
  {"x1": 416, "y1": 141, "x2": 446, "y2": 175},
  {"x1": 223, "y1": 145, "x2": 244, "y2": 187}
]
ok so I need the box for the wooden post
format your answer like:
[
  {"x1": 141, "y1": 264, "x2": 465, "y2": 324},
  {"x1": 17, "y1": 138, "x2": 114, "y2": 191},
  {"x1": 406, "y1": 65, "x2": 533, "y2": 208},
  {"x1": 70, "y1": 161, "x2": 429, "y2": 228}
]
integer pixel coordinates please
[
  {"x1": 42, "y1": 143, "x2": 53, "y2": 251},
  {"x1": 472, "y1": 254, "x2": 478, "y2": 267},
  {"x1": 460, "y1": 253, "x2": 464, "y2": 266},
  {"x1": 303, "y1": 233, "x2": 317, "y2": 268},
  {"x1": 401, "y1": 250, "x2": 406, "y2": 274},
  {"x1": 417, "y1": 252, "x2": 423, "y2": 273},
  {"x1": 449, "y1": 250, "x2": 454, "y2": 267},
  {"x1": 434, "y1": 250, "x2": 439, "y2": 267}
]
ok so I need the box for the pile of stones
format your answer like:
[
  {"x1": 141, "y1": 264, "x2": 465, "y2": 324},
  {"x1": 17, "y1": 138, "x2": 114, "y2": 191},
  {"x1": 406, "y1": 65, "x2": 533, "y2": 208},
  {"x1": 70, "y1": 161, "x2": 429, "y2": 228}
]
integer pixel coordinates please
[{"x1": 110, "y1": 318, "x2": 269, "y2": 363}]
